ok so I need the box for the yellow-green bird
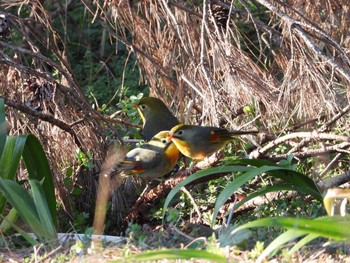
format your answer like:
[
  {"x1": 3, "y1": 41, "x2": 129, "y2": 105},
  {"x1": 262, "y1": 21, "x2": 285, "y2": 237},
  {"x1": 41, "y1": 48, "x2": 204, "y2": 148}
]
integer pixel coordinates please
[
  {"x1": 115, "y1": 131, "x2": 179, "y2": 180},
  {"x1": 168, "y1": 124, "x2": 258, "y2": 159},
  {"x1": 133, "y1": 97, "x2": 179, "y2": 141}
]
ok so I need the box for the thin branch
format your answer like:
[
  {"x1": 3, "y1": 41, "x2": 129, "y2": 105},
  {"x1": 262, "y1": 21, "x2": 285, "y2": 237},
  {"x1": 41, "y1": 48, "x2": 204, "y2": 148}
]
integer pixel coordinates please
[
  {"x1": 254, "y1": 0, "x2": 350, "y2": 83},
  {"x1": 250, "y1": 131, "x2": 350, "y2": 159},
  {"x1": 319, "y1": 105, "x2": 350, "y2": 132},
  {"x1": 2, "y1": 97, "x2": 83, "y2": 148},
  {"x1": 264, "y1": 142, "x2": 350, "y2": 161}
]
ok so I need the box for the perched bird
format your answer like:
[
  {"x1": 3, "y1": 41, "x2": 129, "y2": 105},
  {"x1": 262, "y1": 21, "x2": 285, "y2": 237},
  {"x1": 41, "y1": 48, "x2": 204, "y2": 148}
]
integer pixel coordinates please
[
  {"x1": 133, "y1": 97, "x2": 179, "y2": 141},
  {"x1": 114, "y1": 131, "x2": 180, "y2": 181},
  {"x1": 168, "y1": 124, "x2": 258, "y2": 159}
]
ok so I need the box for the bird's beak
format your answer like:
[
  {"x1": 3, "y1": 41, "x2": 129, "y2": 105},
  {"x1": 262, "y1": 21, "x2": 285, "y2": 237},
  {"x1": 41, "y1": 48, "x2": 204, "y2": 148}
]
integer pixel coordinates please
[
  {"x1": 132, "y1": 104, "x2": 139, "y2": 109},
  {"x1": 167, "y1": 134, "x2": 173, "y2": 139}
]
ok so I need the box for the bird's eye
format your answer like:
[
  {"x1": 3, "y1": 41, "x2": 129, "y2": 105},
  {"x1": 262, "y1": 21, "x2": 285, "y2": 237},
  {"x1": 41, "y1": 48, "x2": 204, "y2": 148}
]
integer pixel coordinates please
[
  {"x1": 161, "y1": 139, "x2": 167, "y2": 144},
  {"x1": 140, "y1": 104, "x2": 146, "y2": 110},
  {"x1": 177, "y1": 130, "x2": 184, "y2": 135}
]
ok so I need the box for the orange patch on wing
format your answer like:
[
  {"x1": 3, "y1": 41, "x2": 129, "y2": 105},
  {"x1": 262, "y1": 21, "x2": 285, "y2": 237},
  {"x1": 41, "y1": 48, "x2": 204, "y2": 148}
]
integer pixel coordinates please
[{"x1": 131, "y1": 161, "x2": 144, "y2": 173}]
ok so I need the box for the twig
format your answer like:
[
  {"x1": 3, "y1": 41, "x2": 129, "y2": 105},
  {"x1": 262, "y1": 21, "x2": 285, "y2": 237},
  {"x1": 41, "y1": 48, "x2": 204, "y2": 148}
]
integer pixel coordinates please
[
  {"x1": 2, "y1": 96, "x2": 83, "y2": 148},
  {"x1": 254, "y1": 0, "x2": 350, "y2": 83},
  {"x1": 319, "y1": 105, "x2": 350, "y2": 132},
  {"x1": 320, "y1": 153, "x2": 343, "y2": 177},
  {"x1": 181, "y1": 186, "x2": 202, "y2": 223},
  {"x1": 264, "y1": 142, "x2": 350, "y2": 161},
  {"x1": 181, "y1": 75, "x2": 205, "y2": 99},
  {"x1": 250, "y1": 131, "x2": 350, "y2": 159},
  {"x1": 161, "y1": 0, "x2": 189, "y2": 55}
]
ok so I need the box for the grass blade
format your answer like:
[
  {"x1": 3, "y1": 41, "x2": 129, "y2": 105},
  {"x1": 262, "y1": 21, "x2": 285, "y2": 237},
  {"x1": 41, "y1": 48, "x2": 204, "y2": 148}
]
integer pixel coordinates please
[
  {"x1": 29, "y1": 179, "x2": 57, "y2": 241},
  {"x1": 0, "y1": 178, "x2": 45, "y2": 240},
  {"x1": 22, "y1": 134, "x2": 56, "y2": 224},
  {"x1": 0, "y1": 136, "x2": 26, "y2": 179},
  {"x1": 110, "y1": 249, "x2": 226, "y2": 263},
  {"x1": 288, "y1": 233, "x2": 319, "y2": 255},
  {"x1": 257, "y1": 229, "x2": 306, "y2": 262},
  {"x1": 0, "y1": 136, "x2": 26, "y2": 214},
  {"x1": 232, "y1": 216, "x2": 350, "y2": 240}
]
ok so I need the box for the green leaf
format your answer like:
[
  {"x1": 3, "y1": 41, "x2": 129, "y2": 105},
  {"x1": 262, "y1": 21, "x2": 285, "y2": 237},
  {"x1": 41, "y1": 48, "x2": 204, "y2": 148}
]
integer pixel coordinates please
[
  {"x1": 212, "y1": 166, "x2": 289, "y2": 226},
  {"x1": 0, "y1": 178, "x2": 45, "y2": 240},
  {"x1": 229, "y1": 216, "x2": 350, "y2": 261},
  {"x1": 162, "y1": 166, "x2": 252, "y2": 223},
  {"x1": 0, "y1": 136, "x2": 26, "y2": 180},
  {"x1": 0, "y1": 207, "x2": 19, "y2": 233},
  {"x1": 0, "y1": 213, "x2": 38, "y2": 246},
  {"x1": 0, "y1": 134, "x2": 56, "y2": 225},
  {"x1": 110, "y1": 249, "x2": 226, "y2": 263},
  {"x1": 257, "y1": 229, "x2": 306, "y2": 261},
  {"x1": 29, "y1": 179, "x2": 57, "y2": 240},
  {"x1": 0, "y1": 98, "x2": 6, "y2": 157},
  {"x1": 225, "y1": 158, "x2": 322, "y2": 200},
  {"x1": 22, "y1": 134, "x2": 56, "y2": 224},
  {"x1": 288, "y1": 233, "x2": 319, "y2": 255},
  {"x1": 267, "y1": 169, "x2": 321, "y2": 200},
  {"x1": 232, "y1": 216, "x2": 350, "y2": 240},
  {"x1": 0, "y1": 136, "x2": 26, "y2": 214},
  {"x1": 233, "y1": 184, "x2": 300, "y2": 211}
]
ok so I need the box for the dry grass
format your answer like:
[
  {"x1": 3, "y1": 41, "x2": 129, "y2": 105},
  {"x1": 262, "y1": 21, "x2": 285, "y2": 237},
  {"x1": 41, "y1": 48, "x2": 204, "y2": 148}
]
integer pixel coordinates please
[{"x1": 103, "y1": 0, "x2": 349, "y2": 126}]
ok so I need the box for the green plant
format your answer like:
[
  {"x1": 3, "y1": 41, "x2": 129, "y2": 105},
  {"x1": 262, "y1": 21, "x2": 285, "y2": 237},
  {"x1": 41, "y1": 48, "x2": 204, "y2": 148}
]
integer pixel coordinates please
[
  {"x1": 230, "y1": 215, "x2": 350, "y2": 262},
  {"x1": 162, "y1": 157, "x2": 322, "y2": 227},
  {"x1": 109, "y1": 248, "x2": 227, "y2": 263},
  {"x1": 0, "y1": 98, "x2": 57, "y2": 244}
]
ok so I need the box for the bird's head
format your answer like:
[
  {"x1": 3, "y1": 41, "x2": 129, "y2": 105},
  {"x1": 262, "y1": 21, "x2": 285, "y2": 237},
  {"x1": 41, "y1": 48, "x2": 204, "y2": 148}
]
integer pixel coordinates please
[{"x1": 133, "y1": 97, "x2": 169, "y2": 122}]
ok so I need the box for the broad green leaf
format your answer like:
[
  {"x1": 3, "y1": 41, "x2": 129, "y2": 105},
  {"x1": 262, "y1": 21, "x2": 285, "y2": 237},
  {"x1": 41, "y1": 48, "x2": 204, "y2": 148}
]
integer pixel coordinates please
[
  {"x1": 257, "y1": 229, "x2": 306, "y2": 261},
  {"x1": 0, "y1": 207, "x2": 18, "y2": 233},
  {"x1": 0, "y1": 136, "x2": 27, "y2": 214},
  {"x1": 231, "y1": 216, "x2": 350, "y2": 240},
  {"x1": 0, "y1": 136, "x2": 26, "y2": 180},
  {"x1": 226, "y1": 159, "x2": 322, "y2": 200},
  {"x1": 0, "y1": 178, "x2": 46, "y2": 240},
  {"x1": 212, "y1": 166, "x2": 289, "y2": 225},
  {"x1": 267, "y1": 169, "x2": 321, "y2": 200},
  {"x1": 22, "y1": 134, "x2": 56, "y2": 224},
  {"x1": 29, "y1": 179, "x2": 57, "y2": 240},
  {"x1": 110, "y1": 249, "x2": 226, "y2": 263},
  {"x1": 229, "y1": 158, "x2": 279, "y2": 167},
  {"x1": 0, "y1": 134, "x2": 56, "y2": 225},
  {"x1": 0, "y1": 98, "x2": 6, "y2": 157},
  {"x1": 288, "y1": 233, "x2": 319, "y2": 255},
  {"x1": 0, "y1": 213, "x2": 38, "y2": 246},
  {"x1": 233, "y1": 184, "x2": 300, "y2": 211},
  {"x1": 162, "y1": 165, "x2": 252, "y2": 222}
]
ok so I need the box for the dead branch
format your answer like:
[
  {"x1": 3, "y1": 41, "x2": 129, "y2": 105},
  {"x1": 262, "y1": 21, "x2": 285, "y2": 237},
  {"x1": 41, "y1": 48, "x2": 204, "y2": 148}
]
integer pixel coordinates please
[
  {"x1": 2, "y1": 96, "x2": 83, "y2": 148},
  {"x1": 254, "y1": 0, "x2": 350, "y2": 83},
  {"x1": 250, "y1": 131, "x2": 350, "y2": 159},
  {"x1": 264, "y1": 142, "x2": 350, "y2": 161}
]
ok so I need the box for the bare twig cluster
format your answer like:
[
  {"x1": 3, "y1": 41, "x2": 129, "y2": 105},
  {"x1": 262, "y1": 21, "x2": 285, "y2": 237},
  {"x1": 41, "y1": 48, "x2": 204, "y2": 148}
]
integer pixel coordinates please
[{"x1": 97, "y1": 0, "x2": 349, "y2": 126}]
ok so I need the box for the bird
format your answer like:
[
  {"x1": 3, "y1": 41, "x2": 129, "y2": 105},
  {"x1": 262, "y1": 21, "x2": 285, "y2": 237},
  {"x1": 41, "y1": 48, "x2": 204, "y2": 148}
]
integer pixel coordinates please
[
  {"x1": 133, "y1": 97, "x2": 179, "y2": 141},
  {"x1": 114, "y1": 131, "x2": 180, "y2": 181},
  {"x1": 168, "y1": 124, "x2": 258, "y2": 159}
]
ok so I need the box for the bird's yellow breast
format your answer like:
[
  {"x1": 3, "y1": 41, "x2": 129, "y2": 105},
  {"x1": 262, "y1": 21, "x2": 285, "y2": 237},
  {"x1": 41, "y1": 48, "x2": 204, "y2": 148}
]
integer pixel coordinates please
[{"x1": 164, "y1": 143, "x2": 180, "y2": 167}]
